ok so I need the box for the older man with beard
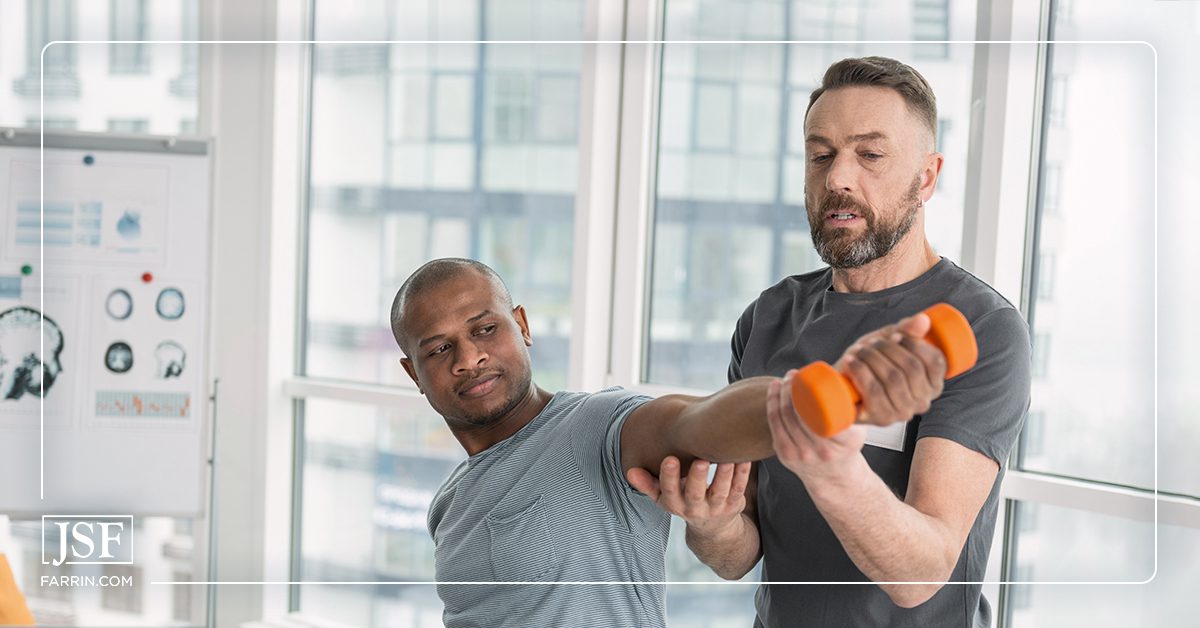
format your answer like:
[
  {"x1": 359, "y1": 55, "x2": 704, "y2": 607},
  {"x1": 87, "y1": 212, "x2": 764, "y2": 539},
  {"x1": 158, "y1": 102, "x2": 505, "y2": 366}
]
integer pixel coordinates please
[{"x1": 629, "y1": 57, "x2": 1032, "y2": 627}]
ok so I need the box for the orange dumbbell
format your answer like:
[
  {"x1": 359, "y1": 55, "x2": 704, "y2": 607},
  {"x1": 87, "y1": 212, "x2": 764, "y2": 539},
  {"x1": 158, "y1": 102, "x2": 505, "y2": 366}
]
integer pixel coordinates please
[{"x1": 789, "y1": 303, "x2": 978, "y2": 438}]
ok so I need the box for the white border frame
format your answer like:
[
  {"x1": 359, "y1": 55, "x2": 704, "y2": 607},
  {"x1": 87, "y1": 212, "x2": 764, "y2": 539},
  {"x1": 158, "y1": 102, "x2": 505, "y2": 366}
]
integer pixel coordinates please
[{"x1": 23, "y1": 3, "x2": 1191, "y2": 627}]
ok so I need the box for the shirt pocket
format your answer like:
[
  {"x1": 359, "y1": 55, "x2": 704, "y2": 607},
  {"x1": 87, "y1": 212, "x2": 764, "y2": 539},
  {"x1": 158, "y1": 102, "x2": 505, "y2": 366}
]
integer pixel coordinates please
[{"x1": 485, "y1": 494, "x2": 562, "y2": 581}]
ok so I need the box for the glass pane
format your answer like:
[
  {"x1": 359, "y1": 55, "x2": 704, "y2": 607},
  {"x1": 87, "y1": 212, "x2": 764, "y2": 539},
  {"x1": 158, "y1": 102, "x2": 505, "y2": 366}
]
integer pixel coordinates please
[
  {"x1": 1019, "y1": 38, "x2": 1157, "y2": 488},
  {"x1": 1005, "y1": 503, "x2": 1195, "y2": 626},
  {"x1": 0, "y1": 1, "x2": 199, "y2": 134},
  {"x1": 298, "y1": 397, "x2": 464, "y2": 627},
  {"x1": 1, "y1": 516, "x2": 201, "y2": 626},
  {"x1": 305, "y1": 7, "x2": 584, "y2": 393},
  {"x1": 647, "y1": 1, "x2": 979, "y2": 392}
]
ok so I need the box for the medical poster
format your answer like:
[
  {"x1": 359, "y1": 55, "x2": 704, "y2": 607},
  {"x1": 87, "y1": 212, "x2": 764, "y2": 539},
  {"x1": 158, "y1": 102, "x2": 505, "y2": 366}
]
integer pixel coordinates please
[{"x1": 0, "y1": 132, "x2": 211, "y2": 514}]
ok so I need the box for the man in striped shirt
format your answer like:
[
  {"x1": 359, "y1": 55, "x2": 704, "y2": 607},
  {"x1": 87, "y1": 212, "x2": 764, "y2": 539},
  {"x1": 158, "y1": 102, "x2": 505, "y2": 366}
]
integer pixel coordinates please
[{"x1": 390, "y1": 257, "x2": 943, "y2": 627}]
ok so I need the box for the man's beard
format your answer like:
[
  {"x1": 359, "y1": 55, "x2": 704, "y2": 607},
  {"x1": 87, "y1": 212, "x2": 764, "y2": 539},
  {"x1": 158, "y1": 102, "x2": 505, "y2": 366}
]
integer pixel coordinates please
[
  {"x1": 808, "y1": 175, "x2": 923, "y2": 269},
  {"x1": 451, "y1": 366, "x2": 531, "y2": 428}
]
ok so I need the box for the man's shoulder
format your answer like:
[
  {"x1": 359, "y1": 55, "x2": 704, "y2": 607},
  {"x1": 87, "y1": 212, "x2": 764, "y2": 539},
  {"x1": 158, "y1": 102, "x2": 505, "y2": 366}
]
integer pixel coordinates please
[
  {"x1": 934, "y1": 259, "x2": 1023, "y2": 324},
  {"x1": 541, "y1": 389, "x2": 653, "y2": 436}
]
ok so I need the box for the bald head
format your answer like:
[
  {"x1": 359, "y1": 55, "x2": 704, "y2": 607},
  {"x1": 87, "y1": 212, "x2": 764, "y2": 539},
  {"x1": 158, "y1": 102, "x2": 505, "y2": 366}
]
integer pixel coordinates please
[{"x1": 390, "y1": 258, "x2": 513, "y2": 355}]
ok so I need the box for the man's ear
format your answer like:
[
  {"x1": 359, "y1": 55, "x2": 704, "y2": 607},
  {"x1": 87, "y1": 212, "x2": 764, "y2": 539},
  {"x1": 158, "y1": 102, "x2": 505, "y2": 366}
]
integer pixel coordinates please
[
  {"x1": 919, "y1": 151, "x2": 944, "y2": 203},
  {"x1": 400, "y1": 357, "x2": 423, "y2": 394},
  {"x1": 512, "y1": 305, "x2": 533, "y2": 347}
]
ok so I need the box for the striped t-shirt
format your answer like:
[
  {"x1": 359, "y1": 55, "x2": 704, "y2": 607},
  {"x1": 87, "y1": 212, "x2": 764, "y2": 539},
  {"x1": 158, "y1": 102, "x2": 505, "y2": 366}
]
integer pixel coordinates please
[{"x1": 427, "y1": 388, "x2": 671, "y2": 628}]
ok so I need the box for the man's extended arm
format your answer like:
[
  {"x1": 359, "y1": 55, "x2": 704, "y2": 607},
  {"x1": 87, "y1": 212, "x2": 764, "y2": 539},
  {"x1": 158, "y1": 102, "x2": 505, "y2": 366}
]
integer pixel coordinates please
[
  {"x1": 619, "y1": 312, "x2": 945, "y2": 476},
  {"x1": 618, "y1": 376, "x2": 777, "y2": 474}
]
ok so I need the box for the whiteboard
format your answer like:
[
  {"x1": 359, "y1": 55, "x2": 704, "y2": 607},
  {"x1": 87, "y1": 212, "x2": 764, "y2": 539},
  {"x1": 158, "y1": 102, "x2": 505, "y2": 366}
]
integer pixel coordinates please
[{"x1": 0, "y1": 129, "x2": 211, "y2": 515}]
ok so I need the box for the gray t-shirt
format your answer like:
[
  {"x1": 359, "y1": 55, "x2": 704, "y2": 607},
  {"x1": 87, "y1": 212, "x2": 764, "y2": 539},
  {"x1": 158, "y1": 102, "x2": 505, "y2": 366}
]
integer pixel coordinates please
[
  {"x1": 427, "y1": 388, "x2": 670, "y2": 628},
  {"x1": 729, "y1": 258, "x2": 1031, "y2": 628}
]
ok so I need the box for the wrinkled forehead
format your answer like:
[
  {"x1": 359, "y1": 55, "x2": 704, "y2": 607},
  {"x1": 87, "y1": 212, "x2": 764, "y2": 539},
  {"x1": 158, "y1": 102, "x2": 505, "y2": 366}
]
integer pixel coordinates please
[{"x1": 805, "y1": 86, "x2": 928, "y2": 146}]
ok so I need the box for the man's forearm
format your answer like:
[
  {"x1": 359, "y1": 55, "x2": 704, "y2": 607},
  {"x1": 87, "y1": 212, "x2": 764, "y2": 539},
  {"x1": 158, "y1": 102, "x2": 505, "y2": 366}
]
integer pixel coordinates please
[
  {"x1": 803, "y1": 455, "x2": 960, "y2": 607},
  {"x1": 685, "y1": 513, "x2": 762, "y2": 580},
  {"x1": 670, "y1": 376, "x2": 777, "y2": 463}
]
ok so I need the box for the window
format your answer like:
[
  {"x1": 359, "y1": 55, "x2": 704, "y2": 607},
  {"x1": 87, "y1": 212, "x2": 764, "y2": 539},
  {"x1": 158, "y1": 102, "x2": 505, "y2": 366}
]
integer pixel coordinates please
[
  {"x1": 1006, "y1": 506, "x2": 1200, "y2": 626},
  {"x1": 299, "y1": 2, "x2": 586, "y2": 624},
  {"x1": 20, "y1": 0, "x2": 77, "y2": 85},
  {"x1": 1020, "y1": 41, "x2": 1155, "y2": 490},
  {"x1": 912, "y1": 0, "x2": 951, "y2": 59},
  {"x1": 170, "y1": 0, "x2": 199, "y2": 98},
  {"x1": 171, "y1": 571, "x2": 192, "y2": 622},
  {"x1": 1002, "y1": 0, "x2": 1199, "y2": 624},
  {"x1": 298, "y1": 398, "x2": 459, "y2": 625},
  {"x1": 2, "y1": 0, "x2": 199, "y2": 133},
  {"x1": 108, "y1": 118, "x2": 150, "y2": 133},
  {"x1": 646, "y1": 1, "x2": 980, "y2": 392},
  {"x1": 101, "y1": 565, "x2": 144, "y2": 613},
  {"x1": 24, "y1": 116, "x2": 77, "y2": 129},
  {"x1": 109, "y1": 0, "x2": 149, "y2": 74},
  {"x1": 306, "y1": 28, "x2": 583, "y2": 393}
]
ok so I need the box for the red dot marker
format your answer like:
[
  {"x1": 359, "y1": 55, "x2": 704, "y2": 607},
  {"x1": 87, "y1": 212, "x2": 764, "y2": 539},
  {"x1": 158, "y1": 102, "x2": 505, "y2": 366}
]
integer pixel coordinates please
[{"x1": 141, "y1": 272, "x2": 153, "y2": 283}]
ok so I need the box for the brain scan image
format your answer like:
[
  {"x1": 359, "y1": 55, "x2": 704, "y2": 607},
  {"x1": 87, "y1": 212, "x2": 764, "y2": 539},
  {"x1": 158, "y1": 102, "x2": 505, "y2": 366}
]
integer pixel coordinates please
[
  {"x1": 0, "y1": 306, "x2": 65, "y2": 400},
  {"x1": 105, "y1": 341, "x2": 134, "y2": 374},
  {"x1": 155, "y1": 340, "x2": 186, "y2": 378},
  {"x1": 156, "y1": 288, "x2": 185, "y2": 320},
  {"x1": 106, "y1": 288, "x2": 133, "y2": 320},
  {"x1": 116, "y1": 211, "x2": 142, "y2": 240}
]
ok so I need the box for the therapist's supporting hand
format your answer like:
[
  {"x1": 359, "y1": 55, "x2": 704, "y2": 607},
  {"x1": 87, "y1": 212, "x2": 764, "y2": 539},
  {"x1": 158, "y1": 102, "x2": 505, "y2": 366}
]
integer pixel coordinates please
[
  {"x1": 834, "y1": 312, "x2": 948, "y2": 427},
  {"x1": 769, "y1": 374, "x2": 867, "y2": 481},
  {"x1": 628, "y1": 456, "x2": 751, "y2": 536}
]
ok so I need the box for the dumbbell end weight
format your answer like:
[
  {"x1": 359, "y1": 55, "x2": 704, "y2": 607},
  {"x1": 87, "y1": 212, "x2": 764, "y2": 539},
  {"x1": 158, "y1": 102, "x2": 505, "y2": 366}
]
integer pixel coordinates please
[
  {"x1": 922, "y1": 303, "x2": 978, "y2": 379},
  {"x1": 788, "y1": 363, "x2": 860, "y2": 438}
]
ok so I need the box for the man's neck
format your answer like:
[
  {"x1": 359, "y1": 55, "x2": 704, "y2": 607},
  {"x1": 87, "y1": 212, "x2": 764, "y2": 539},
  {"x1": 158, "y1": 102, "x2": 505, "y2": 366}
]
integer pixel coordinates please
[
  {"x1": 450, "y1": 384, "x2": 554, "y2": 456},
  {"x1": 830, "y1": 235, "x2": 941, "y2": 294}
]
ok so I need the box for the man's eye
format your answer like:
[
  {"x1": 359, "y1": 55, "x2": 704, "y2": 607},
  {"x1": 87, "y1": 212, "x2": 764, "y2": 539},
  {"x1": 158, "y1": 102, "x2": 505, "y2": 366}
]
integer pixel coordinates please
[
  {"x1": 430, "y1": 344, "x2": 451, "y2": 356},
  {"x1": 476, "y1": 324, "x2": 496, "y2": 336},
  {"x1": 810, "y1": 154, "x2": 832, "y2": 164},
  {"x1": 862, "y1": 153, "x2": 883, "y2": 160}
]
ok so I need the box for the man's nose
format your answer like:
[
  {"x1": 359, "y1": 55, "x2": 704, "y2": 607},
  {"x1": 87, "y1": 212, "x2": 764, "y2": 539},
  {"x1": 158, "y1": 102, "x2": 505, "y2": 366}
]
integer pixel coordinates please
[
  {"x1": 453, "y1": 341, "x2": 488, "y2": 373},
  {"x1": 825, "y1": 152, "x2": 858, "y2": 194}
]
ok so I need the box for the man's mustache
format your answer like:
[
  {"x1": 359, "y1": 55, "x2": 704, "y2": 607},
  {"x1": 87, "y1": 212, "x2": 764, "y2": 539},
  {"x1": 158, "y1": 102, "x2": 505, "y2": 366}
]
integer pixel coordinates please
[{"x1": 816, "y1": 194, "x2": 874, "y2": 221}]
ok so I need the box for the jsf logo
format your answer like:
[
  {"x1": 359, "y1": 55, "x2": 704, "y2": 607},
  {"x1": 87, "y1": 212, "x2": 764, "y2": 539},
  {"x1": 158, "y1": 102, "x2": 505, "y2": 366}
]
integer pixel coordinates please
[{"x1": 42, "y1": 516, "x2": 133, "y2": 566}]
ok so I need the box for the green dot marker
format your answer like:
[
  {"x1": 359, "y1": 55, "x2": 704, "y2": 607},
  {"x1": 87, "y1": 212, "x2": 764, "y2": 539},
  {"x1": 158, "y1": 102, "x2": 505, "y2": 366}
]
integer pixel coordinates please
[{"x1": 20, "y1": 264, "x2": 33, "y2": 276}]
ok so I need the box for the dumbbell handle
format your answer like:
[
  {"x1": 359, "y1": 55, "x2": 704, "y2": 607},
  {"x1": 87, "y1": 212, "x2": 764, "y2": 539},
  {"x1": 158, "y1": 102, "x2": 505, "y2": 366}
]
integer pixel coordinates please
[{"x1": 789, "y1": 303, "x2": 977, "y2": 437}]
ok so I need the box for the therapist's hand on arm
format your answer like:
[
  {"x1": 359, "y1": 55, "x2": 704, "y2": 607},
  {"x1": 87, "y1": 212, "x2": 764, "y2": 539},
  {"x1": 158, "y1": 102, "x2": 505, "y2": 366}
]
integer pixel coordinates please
[{"x1": 627, "y1": 457, "x2": 762, "y2": 580}]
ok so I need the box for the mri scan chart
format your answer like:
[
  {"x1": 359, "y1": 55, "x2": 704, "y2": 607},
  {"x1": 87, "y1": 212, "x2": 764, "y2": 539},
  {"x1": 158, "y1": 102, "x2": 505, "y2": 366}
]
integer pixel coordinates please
[
  {"x1": 0, "y1": 133, "x2": 211, "y2": 514},
  {"x1": 0, "y1": 306, "x2": 64, "y2": 400},
  {"x1": 88, "y1": 278, "x2": 201, "y2": 424},
  {"x1": 155, "y1": 340, "x2": 186, "y2": 378},
  {"x1": 0, "y1": 275, "x2": 79, "y2": 426},
  {"x1": 156, "y1": 287, "x2": 185, "y2": 320},
  {"x1": 105, "y1": 288, "x2": 133, "y2": 320},
  {"x1": 104, "y1": 341, "x2": 134, "y2": 373}
]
